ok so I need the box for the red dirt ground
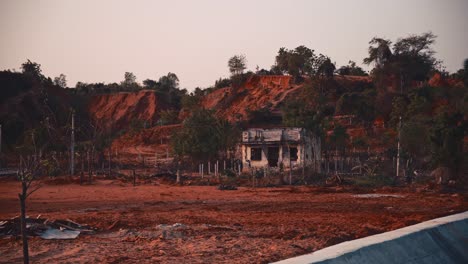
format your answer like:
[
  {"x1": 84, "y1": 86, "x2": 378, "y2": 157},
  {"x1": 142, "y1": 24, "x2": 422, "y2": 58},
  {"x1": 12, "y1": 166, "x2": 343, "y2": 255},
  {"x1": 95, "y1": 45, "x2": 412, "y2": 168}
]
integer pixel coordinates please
[{"x1": 0, "y1": 179, "x2": 467, "y2": 264}]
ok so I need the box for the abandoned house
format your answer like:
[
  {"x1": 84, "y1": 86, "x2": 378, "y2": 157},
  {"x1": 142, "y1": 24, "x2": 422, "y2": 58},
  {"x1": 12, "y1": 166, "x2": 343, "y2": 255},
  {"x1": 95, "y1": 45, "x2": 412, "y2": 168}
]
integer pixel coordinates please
[{"x1": 240, "y1": 127, "x2": 321, "y2": 172}]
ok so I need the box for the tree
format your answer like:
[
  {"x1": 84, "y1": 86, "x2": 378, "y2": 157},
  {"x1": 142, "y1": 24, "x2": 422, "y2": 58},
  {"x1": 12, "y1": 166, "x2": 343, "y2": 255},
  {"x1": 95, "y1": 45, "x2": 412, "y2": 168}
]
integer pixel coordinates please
[
  {"x1": 274, "y1": 46, "x2": 317, "y2": 81},
  {"x1": 18, "y1": 155, "x2": 43, "y2": 264},
  {"x1": 316, "y1": 55, "x2": 336, "y2": 78},
  {"x1": 337, "y1": 61, "x2": 367, "y2": 76},
  {"x1": 228, "y1": 55, "x2": 247, "y2": 76},
  {"x1": 335, "y1": 90, "x2": 376, "y2": 123},
  {"x1": 16, "y1": 128, "x2": 49, "y2": 264},
  {"x1": 464, "y1": 58, "x2": 468, "y2": 88},
  {"x1": 364, "y1": 33, "x2": 438, "y2": 92},
  {"x1": 121, "y1": 72, "x2": 138, "y2": 90},
  {"x1": 53, "y1": 74, "x2": 67, "y2": 88},
  {"x1": 158, "y1": 72, "x2": 179, "y2": 91},
  {"x1": 171, "y1": 109, "x2": 239, "y2": 162},
  {"x1": 21, "y1": 60, "x2": 44, "y2": 81},
  {"x1": 281, "y1": 98, "x2": 324, "y2": 137},
  {"x1": 142, "y1": 79, "x2": 158, "y2": 89},
  {"x1": 329, "y1": 125, "x2": 349, "y2": 155},
  {"x1": 214, "y1": 78, "x2": 232, "y2": 89},
  {"x1": 429, "y1": 107, "x2": 465, "y2": 180},
  {"x1": 363, "y1": 38, "x2": 393, "y2": 68},
  {"x1": 159, "y1": 110, "x2": 179, "y2": 125}
]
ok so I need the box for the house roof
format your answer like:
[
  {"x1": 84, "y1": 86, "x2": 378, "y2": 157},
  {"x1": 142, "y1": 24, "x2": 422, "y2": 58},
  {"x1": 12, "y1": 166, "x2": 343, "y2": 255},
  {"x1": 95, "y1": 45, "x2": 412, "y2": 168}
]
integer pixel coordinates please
[{"x1": 241, "y1": 127, "x2": 305, "y2": 144}]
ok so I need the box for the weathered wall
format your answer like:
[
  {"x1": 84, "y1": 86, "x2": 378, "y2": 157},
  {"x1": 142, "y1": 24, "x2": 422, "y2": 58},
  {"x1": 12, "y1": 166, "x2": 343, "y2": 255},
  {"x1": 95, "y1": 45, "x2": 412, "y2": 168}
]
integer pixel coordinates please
[{"x1": 241, "y1": 128, "x2": 320, "y2": 171}]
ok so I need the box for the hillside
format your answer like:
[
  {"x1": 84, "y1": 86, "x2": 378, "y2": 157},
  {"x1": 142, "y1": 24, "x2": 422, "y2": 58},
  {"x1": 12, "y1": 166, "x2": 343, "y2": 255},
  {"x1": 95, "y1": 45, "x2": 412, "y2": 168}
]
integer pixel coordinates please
[
  {"x1": 200, "y1": 75, "x2": 373, "y2": 122},
  {"x1": 88, "y1": 90, "x2": 163, "y2": 131},
  {"x1": 201, "y1": 75, "x2": 297, "y2": 121}
]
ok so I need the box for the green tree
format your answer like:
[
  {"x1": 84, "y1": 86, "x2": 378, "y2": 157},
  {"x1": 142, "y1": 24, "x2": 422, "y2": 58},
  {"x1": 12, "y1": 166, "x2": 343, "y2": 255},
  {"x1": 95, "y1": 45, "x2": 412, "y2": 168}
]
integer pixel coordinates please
[
  {"x1": 364, "y1": 33, "x2": 438, "y2": 92},
  {"x1": 274, "y1": 46, "x2": 317, "y2": 81},
  {"x1": 171, "y1": 109, "x2": 239, "y2": 162},
  {"x1": 159, "y1": 110, "x2": 179, "y2": 125},
  {"x1": 228, "y1": 55, "x2": 247, "y2": 76},
  {"x1": 329, "y1": 125, "x2": 349, "y2": 155},
  {"x1": 335, "y1": 90, "x2": 376, "y2": 123},
  {"x1": 316, "y1": 55, "x2": 336, "y2": 78},
  {"x1": 337, "y1": 60, "x2": 367, "y2": 76},
  {"x1": 429, "y1": 107, "x2": 465, "y2": 178},
  {"x1": 21, "y1": 59, "x2": 44, "y2": 81},
  {"x1": 363, "y1": 38, "x2": 393, "y2": 68},
  {"x1": 121, "y1": 72, "x2": 138, "y2": 90},
  {"x1": 53, "y1": 74, "x2": 67, "y2": 88},
  {"x1": 463, "y1": 58, "x2": 468, "y2": 87}
]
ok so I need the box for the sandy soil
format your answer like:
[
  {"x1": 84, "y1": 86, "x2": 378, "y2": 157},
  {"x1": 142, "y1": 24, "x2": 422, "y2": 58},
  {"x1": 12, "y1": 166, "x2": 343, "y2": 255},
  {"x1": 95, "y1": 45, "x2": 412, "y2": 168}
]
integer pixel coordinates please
[{"x1": 0, "y1": 178, "x2": 467, "y2": 264}]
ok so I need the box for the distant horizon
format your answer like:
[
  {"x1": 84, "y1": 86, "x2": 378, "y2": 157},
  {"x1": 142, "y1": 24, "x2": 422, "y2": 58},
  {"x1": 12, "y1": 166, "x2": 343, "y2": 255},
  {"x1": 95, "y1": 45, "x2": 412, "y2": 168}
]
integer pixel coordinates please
[{"x1": 1, "y1": 0, "x2": 467, "y2": 91}]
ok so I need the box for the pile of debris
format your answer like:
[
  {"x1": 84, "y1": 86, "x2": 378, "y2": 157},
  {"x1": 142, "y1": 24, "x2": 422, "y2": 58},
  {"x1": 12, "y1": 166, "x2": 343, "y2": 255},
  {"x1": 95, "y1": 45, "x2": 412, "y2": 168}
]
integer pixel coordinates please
[
  {"x1": 0, "y1": 216, "x2": 96, "y2": 240},
  {"x1": 217, "y1": 184, "x2": 238, "y2": 190}
]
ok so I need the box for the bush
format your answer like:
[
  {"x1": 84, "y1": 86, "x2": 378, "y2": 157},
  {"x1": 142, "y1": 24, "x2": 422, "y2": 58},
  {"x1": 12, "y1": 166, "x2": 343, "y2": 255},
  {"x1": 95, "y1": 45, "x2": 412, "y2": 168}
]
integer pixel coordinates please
[{"x1": 351, "y1": 174, "x2": 394, "y2": 187}]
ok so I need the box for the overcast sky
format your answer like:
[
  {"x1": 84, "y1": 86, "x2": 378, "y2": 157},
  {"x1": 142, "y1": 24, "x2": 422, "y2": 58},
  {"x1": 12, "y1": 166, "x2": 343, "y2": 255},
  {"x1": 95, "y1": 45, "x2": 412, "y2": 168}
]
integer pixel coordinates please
[{"x1": 1, "y1": 0, "x2": 467, "y2": 90}]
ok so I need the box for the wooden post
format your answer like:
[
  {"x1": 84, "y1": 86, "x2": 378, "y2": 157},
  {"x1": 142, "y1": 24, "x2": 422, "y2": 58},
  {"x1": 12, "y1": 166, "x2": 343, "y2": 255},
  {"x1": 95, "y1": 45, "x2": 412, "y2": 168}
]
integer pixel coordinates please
[
  {"x1": 334, "y1": 156, "x2": 337, "y2": 173},
  {"x1": 176, "y1": 161, "x2": 180, "y2": 184},
  {"x1": 396, "y1": 116, "x2": 402, "y2": 178},
  {"x1": 302, "y1": 144, "x2": 305, "y2": 182},
  {"x1": 223, "y1": 160, "x2": 226, "y2": 171},
  {"x1": 87, "y1": 150, "x2": 91, "y2": 184},
  {"x1": 201, "y1": 163, "x2": 204, "y2": 178},
  {"x1": 358, "y1": 158, "x2": 362, "y2": 175},
  {"x1": 133, "y1": 169, "x2": 136, "y2": 186},
  {"x1": 81, "y1": 152, "x2": 84, "y2": 174},
  {"x1": 108, "y1": 149, "x2": 111, "y2": 177},
  {"x1": 0, "y1": 124, "x2": 2, "y2": 168},
  {"x1": 70, "y1": 111, "x2": 75, "y2": 176}
]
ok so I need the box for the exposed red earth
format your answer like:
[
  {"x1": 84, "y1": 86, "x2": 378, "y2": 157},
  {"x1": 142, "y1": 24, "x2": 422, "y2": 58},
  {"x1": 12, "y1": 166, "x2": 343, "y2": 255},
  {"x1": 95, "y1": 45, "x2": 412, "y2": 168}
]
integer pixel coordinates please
[
  {"x1": 1, "y1": 178, "x2": 466, "y2": 263},
  {"x1": 88, "y1": 90, "x2": 162, "y2": 131}
]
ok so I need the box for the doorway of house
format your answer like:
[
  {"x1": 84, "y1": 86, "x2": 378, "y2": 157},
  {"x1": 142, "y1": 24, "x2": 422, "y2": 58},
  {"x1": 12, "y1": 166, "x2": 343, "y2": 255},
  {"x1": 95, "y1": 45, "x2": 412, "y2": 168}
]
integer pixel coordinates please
[{"x1": 267, "y1": 147, "x2": 279, "y2": 167}]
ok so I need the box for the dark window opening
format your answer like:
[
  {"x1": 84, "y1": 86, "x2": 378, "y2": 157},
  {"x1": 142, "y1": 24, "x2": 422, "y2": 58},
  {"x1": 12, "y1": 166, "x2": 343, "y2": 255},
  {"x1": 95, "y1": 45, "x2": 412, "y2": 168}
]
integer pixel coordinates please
[
  {"x1": 290, "y1": 147, "x2": 298, "y2": 161},
  {"x1": 268, "y1": 147, "x2": 279, "y2": 167},
  {"x1": 251, "y1": 148, "x2": 262, "y2": 161}
]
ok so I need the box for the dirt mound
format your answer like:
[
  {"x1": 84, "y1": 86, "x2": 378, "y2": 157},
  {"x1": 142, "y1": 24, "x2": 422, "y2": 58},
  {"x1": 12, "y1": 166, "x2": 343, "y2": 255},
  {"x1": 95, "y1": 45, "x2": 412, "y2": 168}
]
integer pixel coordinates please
[
  {"x1": 201, "y1": 75, "x2": 299, "y2": 121},
  {"x1": 88, "y1": 90, "x2": 163, "y2": 131}
]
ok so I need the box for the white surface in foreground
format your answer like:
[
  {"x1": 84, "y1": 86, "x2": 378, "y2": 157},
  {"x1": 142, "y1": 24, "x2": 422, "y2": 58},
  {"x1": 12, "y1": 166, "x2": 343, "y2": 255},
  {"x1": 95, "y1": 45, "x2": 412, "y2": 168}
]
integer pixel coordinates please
[{"x1": 274, "y1": 211, "x2": 468, "y2": 264}]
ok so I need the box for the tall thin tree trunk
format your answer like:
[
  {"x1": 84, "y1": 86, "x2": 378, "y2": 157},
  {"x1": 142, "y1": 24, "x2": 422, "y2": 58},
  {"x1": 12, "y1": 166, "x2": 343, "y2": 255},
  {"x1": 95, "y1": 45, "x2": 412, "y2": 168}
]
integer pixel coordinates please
[{"x1": 19, "y1": 182, "x2": 29, "y2": 264}]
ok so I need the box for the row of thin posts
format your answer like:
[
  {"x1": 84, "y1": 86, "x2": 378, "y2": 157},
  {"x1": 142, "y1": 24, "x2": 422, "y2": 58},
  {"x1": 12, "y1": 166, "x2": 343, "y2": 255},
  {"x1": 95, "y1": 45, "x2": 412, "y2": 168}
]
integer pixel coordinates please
[
  {"x1": 198, "y1": 160, "x2": 239, "y2": 179},
  {"x1": 322, "y1": 156, "x2": 363, "y2": 174}
]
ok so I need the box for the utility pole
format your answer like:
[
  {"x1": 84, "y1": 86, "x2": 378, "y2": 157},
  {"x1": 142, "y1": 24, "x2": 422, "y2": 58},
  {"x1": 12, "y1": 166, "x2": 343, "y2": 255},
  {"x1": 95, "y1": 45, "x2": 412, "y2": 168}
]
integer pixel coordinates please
[
  {"x1": 396, "y1": 116, "x2": 402, "y2": 178},
  {"x1": 70, "y1": 110, "x2": 75, "y2": 176},
  {"x1": 0, "y1": 124, "x2": 2, "y2": 168}
]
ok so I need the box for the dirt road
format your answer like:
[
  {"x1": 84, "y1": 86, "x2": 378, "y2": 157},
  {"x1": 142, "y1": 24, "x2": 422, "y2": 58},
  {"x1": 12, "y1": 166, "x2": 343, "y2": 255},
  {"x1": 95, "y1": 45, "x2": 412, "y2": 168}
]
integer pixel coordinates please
[{"x1": 1, "y1": 179, "x2": 467, "y2": 263}]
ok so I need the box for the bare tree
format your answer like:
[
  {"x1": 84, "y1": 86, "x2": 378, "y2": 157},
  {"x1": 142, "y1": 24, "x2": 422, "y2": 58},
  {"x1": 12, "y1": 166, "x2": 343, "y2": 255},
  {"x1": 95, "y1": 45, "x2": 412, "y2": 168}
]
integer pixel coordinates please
[{"x1": 18, "y1": 155, "x2": 43, "y2": 264}]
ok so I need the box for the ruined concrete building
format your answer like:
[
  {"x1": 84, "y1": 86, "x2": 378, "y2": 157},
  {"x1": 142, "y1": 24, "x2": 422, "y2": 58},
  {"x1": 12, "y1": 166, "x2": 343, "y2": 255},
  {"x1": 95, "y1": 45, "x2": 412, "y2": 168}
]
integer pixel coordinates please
[{"x1": 240, "y1": 127, "x2": 321, "y2": 172}]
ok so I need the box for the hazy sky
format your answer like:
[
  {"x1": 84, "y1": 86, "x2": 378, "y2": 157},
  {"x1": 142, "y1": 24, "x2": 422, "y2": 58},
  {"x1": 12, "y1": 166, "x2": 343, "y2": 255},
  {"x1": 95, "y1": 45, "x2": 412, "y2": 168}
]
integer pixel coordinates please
[{"x1": 1, "y1": 0, "x2": 467, "y2": 90}]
